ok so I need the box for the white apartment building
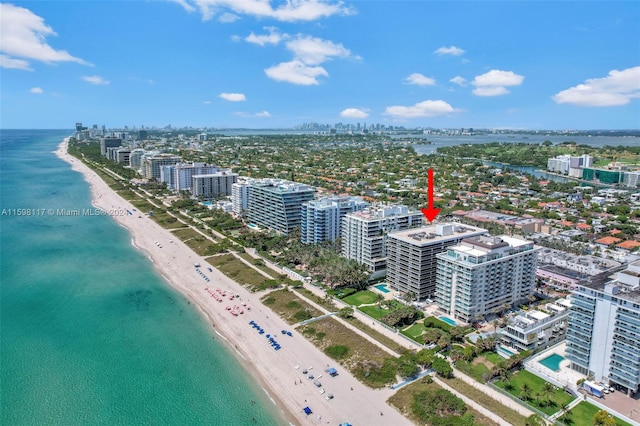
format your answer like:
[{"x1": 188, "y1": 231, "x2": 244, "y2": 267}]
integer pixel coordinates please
[
  {"x1": 247, "y1": 179, "x2": 315, "y2": 235},
  {"x1": 192, "y1": 172, "x2": 238, "y2": 199},
  {"x1": 566, "y1": 261, "x2": 640, "y2": 397},
  {"x1": 143, "y1": 154, "x2": 182, "y2": 180},
  {"x1": 547, "y1": 154, "x2": 593, "y2": 175},
  {"x1": 386, "y1": 223, "x2": 487, "y2": 300},
  {"x1": 500, "y1": 299, "x2": 571, "y2": 354},
  {"x1": 435, "y1": 235, "x2": 538, "y2": 323},
  {"x1": 172, "y1": 163, "x2": 231, "y2": 192},
  {"x1": 301, "y1": 196, "x2": 368, "y2": 244},
  {"x1": 341, "y1": 204, "x2": 423, "y2": 278},
  {"x1": 231, "y1": 178, "x2": 253, "y2": 215}
]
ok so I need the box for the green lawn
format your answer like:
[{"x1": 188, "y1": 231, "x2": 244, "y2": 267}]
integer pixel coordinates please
[
  {"x1": 401, "y1": 323, "x2": 427, "y2": 342},
  {"x1": 359, "y1": 304, "x2": 389, "y2": 320},
  {"x1": 560, "y1": 401, "x2": 632, "y2": 426},
  {"x1": 424, "y1": 316, "x2": 453, "y2": 332},
  {"x1": 495, "y1": 370, "x2": 573, "y2": 415},
  {"x1": 455, "y1": 360, "x2": 492, "y2": 383},
  {"x1": 342, "y1": 290, "x2": 379, "y2": 306},
  {"x1": 481, "y1": 351, "x2": 502, "y2": 365}
]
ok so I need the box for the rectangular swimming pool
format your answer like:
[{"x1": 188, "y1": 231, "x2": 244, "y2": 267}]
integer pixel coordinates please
[
  {"x1": 439, "y1": 316, "x2": 456, "y2": 326},
  {"x1": 538, "y1": 353, "x2": 565, "y2": 372},
  {"x1": 374, "y1": 284, "x2": 390, "y2": 293}
]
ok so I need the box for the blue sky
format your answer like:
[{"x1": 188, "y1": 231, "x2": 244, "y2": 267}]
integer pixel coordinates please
[{"x1": 1, "y1": 1, "x2": 639, "y2": 130}]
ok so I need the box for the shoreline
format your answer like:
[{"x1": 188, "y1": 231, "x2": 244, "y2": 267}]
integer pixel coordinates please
[{"x1": 55, "y1": 138, "x2": 410, "y2": 426}]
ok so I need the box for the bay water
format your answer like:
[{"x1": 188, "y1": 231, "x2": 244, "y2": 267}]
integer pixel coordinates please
[{"x1": 0, "y1": 130, "x2": 284, "y2": 425}]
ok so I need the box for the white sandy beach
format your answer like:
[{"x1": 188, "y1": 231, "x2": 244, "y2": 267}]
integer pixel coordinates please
[{"x1": 56, "y1": 139, "x2": 411, "y2": 426}]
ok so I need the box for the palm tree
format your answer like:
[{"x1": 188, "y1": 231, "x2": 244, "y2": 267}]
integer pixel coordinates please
[
  {"x1": 521, "y1": 382, "x2": 532, "y2": 402},
  {"x1": 541, "y1": 382, "x2": 555, "y2": 407},
  {"x1": 375, "y1": 292, "x2": 385, "y2": 310}
]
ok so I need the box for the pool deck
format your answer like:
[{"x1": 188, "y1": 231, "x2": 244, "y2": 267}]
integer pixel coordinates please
[{"x1": 524, "y1": 342, "x2": 583, "y2": 392}]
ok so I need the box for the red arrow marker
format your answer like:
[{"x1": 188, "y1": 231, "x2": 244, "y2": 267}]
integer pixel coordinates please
[{"x1": 421, "y1": 169, "x2": 440, "y2": 223}]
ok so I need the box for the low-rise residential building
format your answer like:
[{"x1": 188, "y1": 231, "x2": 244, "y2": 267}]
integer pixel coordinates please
[
  {"x1": 536, "y1": 248, "x2": 621, "y2": 290},
  {"x1": 500, "y1": 299, "x2": 571, "y2": 353}
]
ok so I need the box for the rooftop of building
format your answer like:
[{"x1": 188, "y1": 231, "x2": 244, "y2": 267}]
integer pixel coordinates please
[
  {"x1": 576, "y1": 263, "x2": 640, "y2": 303},
  {"x1": 595, "y1": 236, "x2": 623, "y2": 245},
  {"x1": 537, "y1": 248, "x2": 622, "y2": 271},
  {"x1": 348, "y1": 204, "x2": 419, "y2": 220},
  {"x1": 251, "y1": 178, "x2": 315, "y2": 193},
  {"x1": 616, "y1": 240, "x2": 640, "y2": 250},
  {"x1": 389, "y1": 223, "x2": 487, "y2": 246}
]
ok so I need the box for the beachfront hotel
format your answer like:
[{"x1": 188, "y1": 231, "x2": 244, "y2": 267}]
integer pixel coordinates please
[
  {"x1": 340, "y1": 204, "x2": 423, "y2": 278},
  {"x1": 246, "y1": 179, "x2": 315, "y2": 235},
  {"x1": 386, "y1": 223, "x2": 488, "y2": 300},
  {"x1": 565, "y1": 260, "x2": 640, "y2": 397},
  {"x1": 300, "y1": 196, "x2": 368, "y2": 244},
  {"x1": 435, "y1": 234, "x2": 538, "y2": 323}
]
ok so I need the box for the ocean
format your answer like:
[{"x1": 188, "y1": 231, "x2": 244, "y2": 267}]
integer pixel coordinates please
[{"x1": 0, "y1": 130, "x2": 284, "y2": 425}]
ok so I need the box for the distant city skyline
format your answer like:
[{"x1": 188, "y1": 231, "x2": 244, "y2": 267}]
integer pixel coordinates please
[{"x1": 1, "y1": 1, "x2": 639, "y2": 130}]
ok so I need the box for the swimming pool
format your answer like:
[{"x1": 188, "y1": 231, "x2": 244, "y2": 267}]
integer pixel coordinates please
[
  {"x1": 439, "y1": 316, "x2": 456, "y2": 326},
  {"x1": 374, "y1": 284, "x2": 390, "y2": 293},
  {"x1": 539, "y1": 353, "x2": 565, "y2": 372},
  {"x1": 498, "y1": 345, "x2": 516, "y2": 357},
  {"x1": 201, "y1": 201, "x2": 213, "y2": 206}
]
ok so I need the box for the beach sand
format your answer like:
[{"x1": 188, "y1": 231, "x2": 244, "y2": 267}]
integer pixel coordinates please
[{"x1": 56, "y1": 139, "x2": 411, "y2": 426}]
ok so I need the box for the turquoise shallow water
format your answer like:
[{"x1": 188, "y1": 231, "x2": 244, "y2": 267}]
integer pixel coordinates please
[{"x1": 0, "y1": 130, "x2": 284, "y2": 425}]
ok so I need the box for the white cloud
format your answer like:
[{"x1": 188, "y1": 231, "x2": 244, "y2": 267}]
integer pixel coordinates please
[
  {"x1": 219, "y1": 92, "x2": 246, "y2": 101},
  {"x1": 264, "y1": 60, "x2": 328, "y2": 85},
  {"x1": 473, "y1": 86, "x2": 509, "y2": 97},
  {"x1": 471, "y1": 69, "x2": 524, "y2": 96},
  {"x1": 285, "y1": 35, "x2": 350, "y2": 65},
  {"x1": 30, "y1": 87, "x2": 43, "y2": 94},
  {"x1": 384, "y1": 100, "x2": 459, "y2": 118},
  {"x1": 261, "y1": 34, "x2": 352, "y2": 85},
  {"x1": 434, "y1": 46, "x2": 465, "y2": 56},
  {"x1": 0, "y1": 54, "x2": 32, "y2": 71},
  {"x1": 169, "y1": 0, "x2": 196, "y2": 13},
  {"x1": 234, "y1": 110, "x2": 272, "y2": 118},
  {"x1": 192, "y1": 0, "x2": 352, "y2": 22},
  {"x1": 552, "y1": 66, "x2": 640, "y2": 107},
  {"x1": 82, "y1": 75, "x2": 110, "y2": 85},
  {"x1": 245, "y1": 27, "x2": 285, "y2": 46},
  {"x1": 404, "y1": 73, "x2": 436, "y2": 86},
  {"x1": 340, "y1": 108, "x2": 369, "y2": 119},
  {"x1": 203, "y1": 100, "x2": 212, "y2": 104},
  {"x1": 218, "y1": 12, "x2": 239, "y2": 23},
  {"x1": 449, "y1": 76, "x2": 467, "y2": 86},
  {"x1": 0, "y1": 3, "x2": 90, "y2": 70}
]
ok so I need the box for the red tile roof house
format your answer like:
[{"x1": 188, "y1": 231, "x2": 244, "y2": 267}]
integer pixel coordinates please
[
  {"x1": 616, "y1": 240, "x2": 640, "y2": 252},
  {"x1": 576, "y1": 223, "x2": 592, "y2": 231},
  {"x1": 595, "y1": 236, "x2": 622, "y2": 247}
]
